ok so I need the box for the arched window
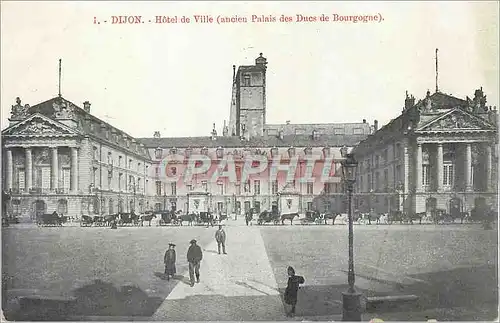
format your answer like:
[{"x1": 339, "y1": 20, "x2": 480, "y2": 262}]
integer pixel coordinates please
[{"x1": 57, "y1": 199, "x2": 68, "y2": 214}]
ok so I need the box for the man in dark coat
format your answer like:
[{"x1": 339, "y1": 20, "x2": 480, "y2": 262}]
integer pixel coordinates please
[
  {"x1": 187, "y1": 239, "x2": 203, "y2": 287},
  {"x1": 164, "y1": 243, "x2": 176, "y2": 280},
  {"x1": 284, "y1": 266, "x2": 305, "y2": 317},
  {"x1": 215, "y1": 225, "x2": 227, "y2": 254}
]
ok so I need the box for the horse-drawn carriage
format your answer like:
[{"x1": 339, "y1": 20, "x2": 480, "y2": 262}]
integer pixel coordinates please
[
  {"x1": 157, "y1": 210, "x2": 181, "y2": 226},
  {"x1": 37, "y1": 212, "x2": 68, "y2": 227},
  {"x1": 257, "y1": 210, "x2": 280, "y2": 225},
  {"x1": 301, "y1": 210, "x2": 325, "y2": 225}
]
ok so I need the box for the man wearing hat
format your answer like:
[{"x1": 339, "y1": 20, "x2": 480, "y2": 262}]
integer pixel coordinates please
[
  {"x1": 164, "y1": 243, "x2": 176, "y2": 281},
  {"x1": 215, "y1": 224, "x2": 227, "y2": 255},
  {"x1": 187, "y1": 239, "x2": 203, "y2": 287}
]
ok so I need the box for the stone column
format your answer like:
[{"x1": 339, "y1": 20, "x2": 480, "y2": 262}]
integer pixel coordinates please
[
  {"x1": 51, "y1": 147, "x2": 59, "y2": 191},
  {"x1": 465, "y1": 143, "x2": 472, "y2": 191},
  {"x1": 436, "y1": 143, "x2": 443, "y2": 191},
  {"x1": 403, "y1": 144, "x2": 409, "y2": 195},
  {"x1": 5, "y1": 149, "x2": 13, "y2": 191},
  {"x1": 486, "y1": 144, "x2": 492, "y2": 192},
  {"x1": 416, "y1": 143, "x2": 423, "y2": 192},
  {"x1": 25, "y1": 148, "x2": 33, "y2": 191},
  {"x1": 71, "y1": 147, "x2": 78, "y2": 192}
]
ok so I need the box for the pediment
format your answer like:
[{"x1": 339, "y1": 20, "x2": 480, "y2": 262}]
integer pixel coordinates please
[
  {"x1": 417, "y1": 109, "x2": 495, "y2": 132},
  {"x1": 2, "y1": 113, "x2": 79, "y2": 137}
]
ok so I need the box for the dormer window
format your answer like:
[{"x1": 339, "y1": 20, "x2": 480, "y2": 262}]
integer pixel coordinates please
[
  {"x1": 243, "y1": 74, "x2": 251, "y2": 86},
  {"x1": 170, "y1": 147, "x2": 177, "y2": 155},
  {"x1": 185, "y1": 147, "x2": 193, "y2": 158},
  {"x1": 216, "y1": 147, "x2": 224, "y2": 158},
  {"x1": 270, "y1": 147, "x2": 278, "y2": 158},
  {"x1": 155, "y1": 147, "x2": 163, "y2": 159},
  {"x1": 312, "y1": 130, "x2": 320, "y2": 140},
  {"x1": 288, "y1": 147, "x2": 296, "y2": 158},
  {"x1": 304, "y1": 147, "x2": 312, "y2": 156},
  {"x1": 201, "y1": 147, "x2": 208, "y2": 156},
  {"x1": 323, "y1": 147, "x2": 331, "y2": 158}
]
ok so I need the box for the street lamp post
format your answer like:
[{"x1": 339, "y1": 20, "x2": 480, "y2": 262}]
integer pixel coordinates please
[{"x1": 340, "y1": 147, "x2": 362, "y2": 321}]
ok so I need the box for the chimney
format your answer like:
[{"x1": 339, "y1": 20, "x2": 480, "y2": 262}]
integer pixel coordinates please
[
  {"x1": 363, "y1": 119, "x2": 366, "y2": 123},
  {"x1": 404, "y1": 91, "x2": 415, "y2": 110},
  {"x1": 232, "y1": 65, "x2": 236, "y2": 82},
  {"x1": 153, "y1": 131, "x2": 161, "y2": 138},
  {"x1": 286, "y1": 120, "x2": 291, "y2": 125},
  {"x1": 83, "y1": 101, "x2": 91, "y2": 113},
  {"x1": 374, "y1": 120, "x2": 379, "y2": 131}
]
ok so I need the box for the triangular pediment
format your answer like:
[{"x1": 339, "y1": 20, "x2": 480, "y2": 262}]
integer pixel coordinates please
[
  {"x1": 2, "y1": 113, "x2": 80, "y2": 137},
  {"x1": 417, "y1": 108, "x2": 495, "y2": 132}
]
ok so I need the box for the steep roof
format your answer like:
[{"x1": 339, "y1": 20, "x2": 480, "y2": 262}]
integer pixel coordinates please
[
  {"x1": 25, "y1": 96, "x2": 151, "y2": 159},
  {"x1": 137, "y1": 133, "x2": 368, "y2": 148}
]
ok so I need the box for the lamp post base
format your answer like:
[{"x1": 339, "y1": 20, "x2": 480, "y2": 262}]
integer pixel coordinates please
[{"x1": 342, "y1": 290, "x2": 363, "y2": 321}]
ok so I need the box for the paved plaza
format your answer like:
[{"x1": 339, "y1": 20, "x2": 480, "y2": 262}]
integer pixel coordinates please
[{"x1": 2, "y1": 219, "x2": 498, "y2": 321}]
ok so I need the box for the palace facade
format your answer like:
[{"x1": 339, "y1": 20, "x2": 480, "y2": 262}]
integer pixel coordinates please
[
  {"x1": 352, "y1": 88, "x2": 498, "y2": 216},
  {"x1": 2, "y1": 53, "x2": 498, "y2": 222}
]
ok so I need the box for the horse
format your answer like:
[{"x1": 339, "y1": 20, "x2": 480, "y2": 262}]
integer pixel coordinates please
[
  {"x1": 387, "y1": 210, "x2": 404, "y2": 224},
  {"x1": 140, "y1": 213, "x2": 156, "y2": 227},
  {"x1": 118, "y1": 213, "x2": 139, "y2": 226},
  {"x1": 323, "y1": 213, "x2": 339, "y2": 225},
  {"x1": 364, "y1": 212, "x2": 382, "y2": 225},
  {"x1": 281, "y1": 212, "x2": 299, "y2": 225},
  {"x1": 406, "y1": 212, "x2": 425, "y2": 225},
  {"x1": 179, "y1": 213, "x2": 195, "y2": 226}
]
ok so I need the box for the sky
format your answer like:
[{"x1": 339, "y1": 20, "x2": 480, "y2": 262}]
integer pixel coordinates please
[{"x1": 1, "y1": 1, "x2": 499, "y2": 138}]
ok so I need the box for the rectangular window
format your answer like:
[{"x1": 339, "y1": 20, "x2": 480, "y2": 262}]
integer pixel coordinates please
[
  {"x1": 307, "y1": 182, "x2": 314, "y2": 194},
  {"x1": 443, "y1": 163, "x2": 454, "y2": 186},
  {"x1": 243, "y1": 74, "x2": 251, "y2": 86},
  {"x1": 254, "y1": 180, "x2": 260, "y2": 195},
  {"x1": 272, "y1": 180, "x2": 279, "y2": 195},
  {"x1": 324, "y1": 183, "x2": 331, "y2": 194},
  {"x1": 236, "y1": 184, "x2": 241, "y2": 195},
  {"x1": 119, "y1": 156, "x2": 122, "y2": 167},
  {"x1": 155, "y1": 181, "x2": 162, "y2": 196},
  {"x1": 171, "y1": 182, "x2": 176, "y2": 195},
  {"x1": 422, "y1": 165, "x2": 430, "y2": 186},
  {"x1": 244, "y1": 180, "x2": 250, "y2": 193},
  {"x1": 307, "y1": 202, "x2": 313, "y2": 211},
  {"x1": 384, "y1": 169, "x2": 388, "y2": 189},
  {"x1": 218, "y1": 183, "x2": 224, "y2": 195},
  {"x1": 202, "y1": 181, "x2": 208, "y2": 192}
]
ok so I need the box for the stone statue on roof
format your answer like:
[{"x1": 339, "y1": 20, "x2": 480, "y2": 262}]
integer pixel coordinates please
[{"x1": 10, "y1": 97, "x2": 29, "y2": 120}]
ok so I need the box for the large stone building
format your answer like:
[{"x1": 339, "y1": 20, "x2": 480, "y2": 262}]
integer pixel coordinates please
[
  {"x1": 352, "y1": 88, "x2": 498, "y2": 217},
  {"x1": 2, "y1": 53, "x2": 497, "y2": 222},
  {"x1": 2, "y1": 96, "x2": 152, "y2": 222}
]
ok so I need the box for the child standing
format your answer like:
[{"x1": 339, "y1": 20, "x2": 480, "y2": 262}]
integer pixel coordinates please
[
  {"x1": 284, "y1": 266, "x2": 305, "y2": 317},
  {"x1": 164, "y1": 243, "x2": 176, "y2": 280}
]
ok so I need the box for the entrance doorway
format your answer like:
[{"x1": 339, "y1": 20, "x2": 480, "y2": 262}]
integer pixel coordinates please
[
  {"x1": 33, "y1": 200, "x2": 46, "y2": 220},
  {"x1": 425, "y1": 197, "x2": 437, "y2": 215},
  {"x1": 449, "y1": 197, "x2": 462, "y2": 218}
]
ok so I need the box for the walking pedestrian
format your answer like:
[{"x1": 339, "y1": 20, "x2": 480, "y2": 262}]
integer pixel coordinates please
[
  {"x1": 163, "y1": 243, "x2": 176, "y2": 280},
  {"x1": 187, "y1": 239, "x2": 203, "y2": 287},
  {"x1": 215, "y1": 225, "x2": 227, "y2": 254},
  {"x1": 284, "y1": 266, "x2": 305, "y2": 317}
]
